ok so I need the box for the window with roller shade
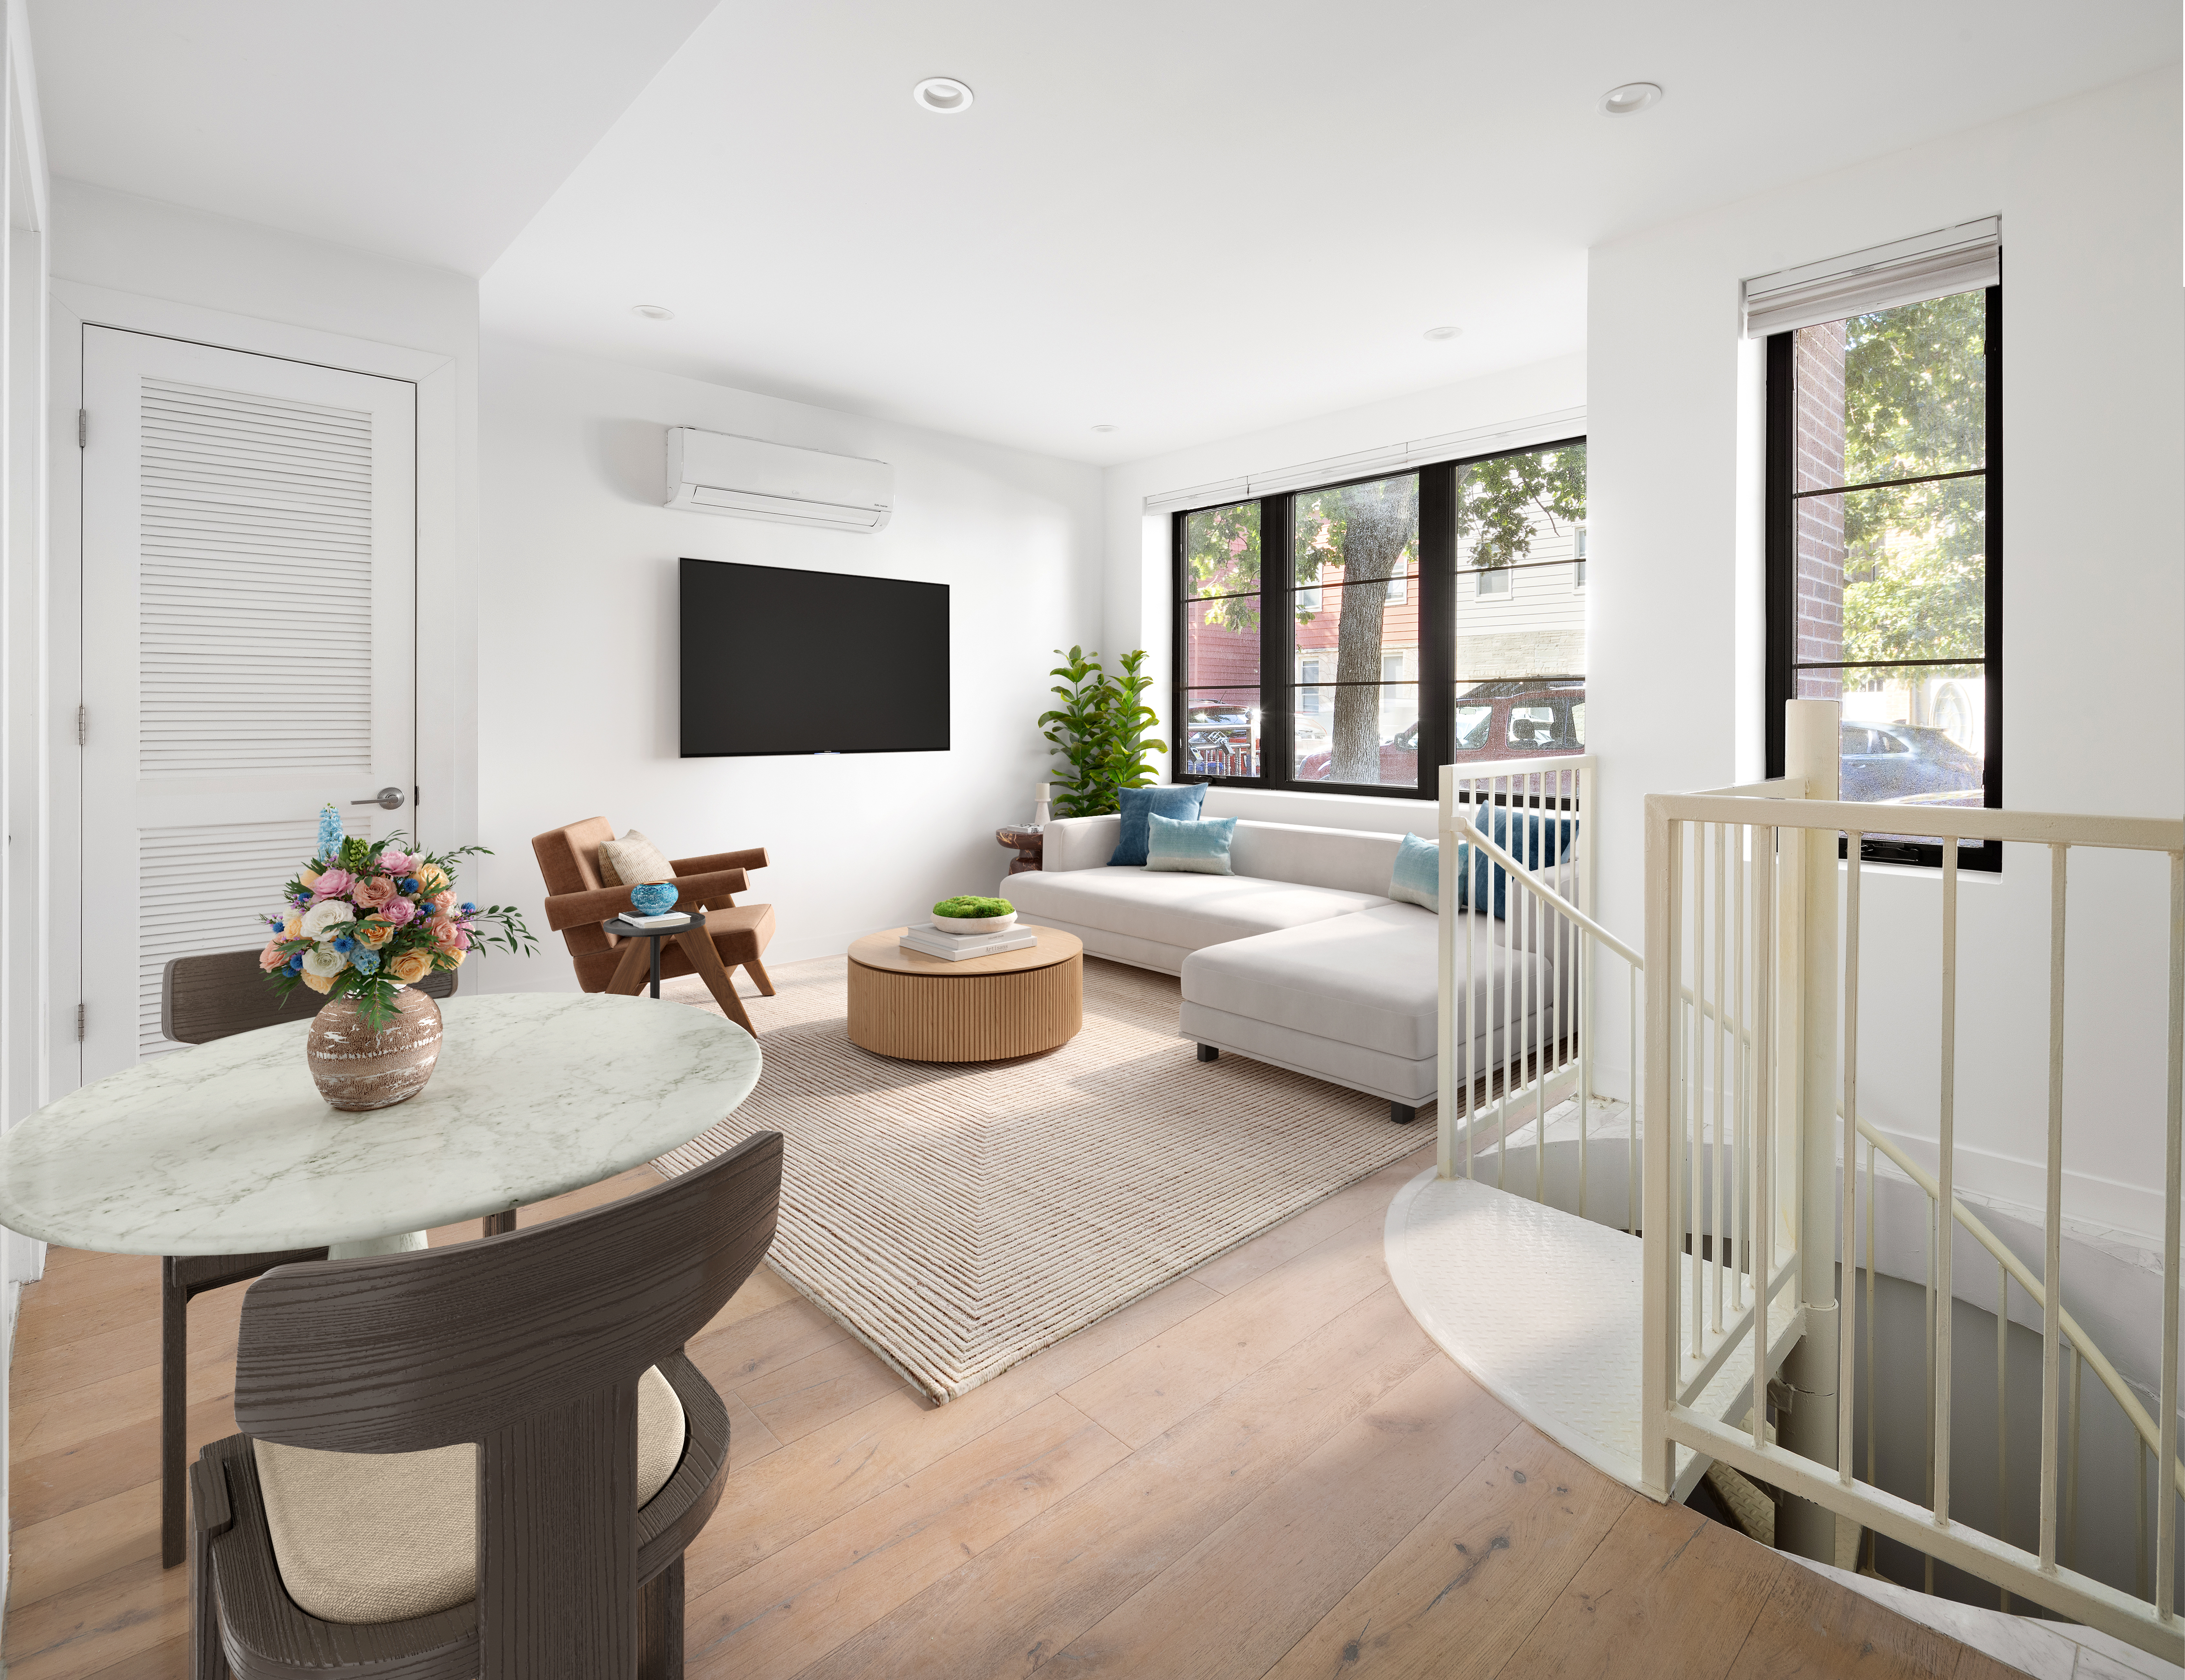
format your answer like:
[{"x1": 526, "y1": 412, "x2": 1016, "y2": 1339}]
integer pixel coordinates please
[{"x1": 1758, "y1": 225, "x2": 2001, "y2": 870}]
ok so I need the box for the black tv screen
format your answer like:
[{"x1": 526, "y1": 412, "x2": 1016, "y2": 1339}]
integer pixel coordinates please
[{"x1": 680, "y1": 558, "x2": 950, "y2": 757}]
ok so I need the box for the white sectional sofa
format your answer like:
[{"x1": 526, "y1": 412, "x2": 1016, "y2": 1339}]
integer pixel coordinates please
[{"x1": 1002, "y1": 807, "x2": 1556, "y2": 1122}]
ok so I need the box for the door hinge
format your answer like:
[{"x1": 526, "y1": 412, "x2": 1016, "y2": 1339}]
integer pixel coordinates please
[
  {"x1": 76, "y1": 704, "x2": 87, "y2": 746},
  {"x1": 74, "y1": 1003, "x2": 85, "y2": 1041},
  {"x1": 76, "y1": 409, "x2": 86, "y2": 449}
]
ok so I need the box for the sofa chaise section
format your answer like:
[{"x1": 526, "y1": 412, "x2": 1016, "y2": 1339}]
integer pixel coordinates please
[{"x1": 1178, "y1": 903, "x2": 1556, "y2": 1113}]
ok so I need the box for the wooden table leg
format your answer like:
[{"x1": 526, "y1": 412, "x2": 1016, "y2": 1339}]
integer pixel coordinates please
[
  {"x1": 673, "y1": 927, "x2": 756, "y2": 1035},
  {"x1": 606, "y1": 935, "x2": 654, "y2": 997},
  {"x1": 481, "y1": 1209, "x2": 517, "y2": 1238}
]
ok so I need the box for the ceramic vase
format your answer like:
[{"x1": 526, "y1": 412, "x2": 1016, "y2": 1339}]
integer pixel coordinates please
[{"x1": 306, "y1": 985, "x2": 443, "y2": 1111}]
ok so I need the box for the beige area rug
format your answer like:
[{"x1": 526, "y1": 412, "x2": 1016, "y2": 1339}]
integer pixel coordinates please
[{"x1": 654, "y1": 952, "x2": 1429, "y2": 1402}]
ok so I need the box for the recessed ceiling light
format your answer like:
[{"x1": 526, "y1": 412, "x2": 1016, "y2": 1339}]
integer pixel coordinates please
[
  {"x1": 631, "y1": 304, "x2": 675, "y2": 320},
  {"x1": 1091, "y1": 423, "x2": 1118, "y2": 432},
  {"x1": 913, "y1": 77, "x2": 975, "y2": 114},
  {"x1": 1598, "y1": 81, "x2": 1662, "y2": 116},
  {"x1": 1423, "y1": 325, "x2": 1462, "y2": 342}
]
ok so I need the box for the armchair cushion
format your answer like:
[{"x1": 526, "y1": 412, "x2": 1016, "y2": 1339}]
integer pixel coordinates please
[
  {"x1": 251, "y1": 1364, "x2": 685, "y2": 1625},
  {"x1": 598, "y1": 830, "x2": 674, "y2": 888}
]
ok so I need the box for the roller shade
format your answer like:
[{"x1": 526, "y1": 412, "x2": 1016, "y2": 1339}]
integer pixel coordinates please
[
  {"x1": 1141, "y1": 404, "x2": 1586, "y2": 515},
  {"x1": 1742, "y1": 217, "x2": 1999, "y2": 339}
]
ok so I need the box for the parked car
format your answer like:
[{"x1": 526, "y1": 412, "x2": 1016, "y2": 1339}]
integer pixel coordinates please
[
  {"x1": 1183, "y1": 702, "x2": 1258, "y2": 777},
  {"x1": 1291, "y1": 681, "x2": 1585, "y2": 784},
  {"x1": 1453, "y1": 680, "x2": 1585, "y2": 761},
  {"x1": 1296, "y1": 720, "x2": 1420, "y2": 785},
  {"x1": 1839, "y1": 721, "x2": 1981, "y2": 804}
]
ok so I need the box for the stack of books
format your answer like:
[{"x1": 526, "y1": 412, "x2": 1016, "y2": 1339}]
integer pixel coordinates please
[
  {"x1": 613, "y1": 910, "x2": 696, "y2": 931},
  {"x1": 899, "y1": 922, "x2": 1037, "y2": 961}
]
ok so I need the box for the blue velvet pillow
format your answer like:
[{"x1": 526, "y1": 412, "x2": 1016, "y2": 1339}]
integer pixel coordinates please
[
  {"x1": 1388, "y1": 832, "x2": 1439, "y2": 912},
  {"x1": 1464, "y1": 806, "x2": 1576, "y2": 920},
  {"x1": 1145, "y1": 814, "x2": 1237, "y2": 875},
  {"x1": 1111, "y1": 784, "x2": 1208, "y2": 867}
]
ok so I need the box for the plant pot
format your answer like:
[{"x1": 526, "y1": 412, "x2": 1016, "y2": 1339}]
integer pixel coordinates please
[
  {"x1": 306, "y1": 986, "x2": 443, "y2": 1112},
  {"x1": 936, "y1": 912, "x2": 1017, "y2": 934}
]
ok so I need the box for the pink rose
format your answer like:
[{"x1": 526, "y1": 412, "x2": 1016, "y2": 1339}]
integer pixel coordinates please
[
  {"x1": 379, "y1": 896, "x2": 418, "y2": 927},
  {"x1": 258, "y1": 938, "x2": 288, "y2": 972},
  {"x1": 431, "y1": 890, "x2": 457, "y2": 916},
  {"x1": 353, "y1": 874, "x2": 396, "y2": 909},
  {"x1": 378, "y1": 849, "x2": 414, "y2": 875},
  {"x1": 430, "y1": 917, "x2": 463, "y2": 951},
  {"x1": 311, "y1": 868, "x2": 354, "y2": 899}
]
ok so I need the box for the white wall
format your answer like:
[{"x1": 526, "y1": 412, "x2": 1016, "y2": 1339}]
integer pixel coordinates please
[
  {"x1": 0, "y1": 0, "x2": 46, "y2": 1614},
  {"x1": 48, "y1": 179, "x2": 483, "y2": 856},
  {"x1": 470, "y1": 337, "x2": 1104, "y2": 988},
  {"x1": 1588, "y1": 69, "x2": 2184, "y2": 1241},
  {"x1": 1102, "y1": 354, "x2": 1587, "y2": 711}
]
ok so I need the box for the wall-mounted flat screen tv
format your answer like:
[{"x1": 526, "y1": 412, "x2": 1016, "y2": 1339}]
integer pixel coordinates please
[{"x1": 680, "y1": 557, "x2": 949, "y2": 757}]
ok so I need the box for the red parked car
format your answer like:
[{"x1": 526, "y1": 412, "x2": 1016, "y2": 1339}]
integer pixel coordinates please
[{"x1": 1295, "y1": 680, "x2": 1584, "y2": 783}]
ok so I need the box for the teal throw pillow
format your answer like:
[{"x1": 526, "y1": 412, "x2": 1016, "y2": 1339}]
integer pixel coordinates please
[
  {"x1": 1111, "y1": 784, "x2": 1207, "y2": 867},
  {"x1": 1144, "y1": 813, "x2": 1237, "y2": 875},
  {"x1": 1388, "y1": 832, "x2": 1439, "y2": 912},
  {"x1": 1464, "y1": 805, "x2": 1577, "y2": 919}
]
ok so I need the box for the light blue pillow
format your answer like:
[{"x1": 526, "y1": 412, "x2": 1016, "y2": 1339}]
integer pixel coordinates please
[
  {"x1": 1145, "y1": 813, "x2": 1236, "y2": 875},
  {"x1": 1389, "y1": 832, "x2": 1439, "y2": 912},
  {"x1": 1111, "y1": 784, "x2": 1207, "y2": 867}
]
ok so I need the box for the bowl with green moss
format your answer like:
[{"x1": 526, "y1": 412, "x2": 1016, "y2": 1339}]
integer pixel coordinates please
[{"x1": 931, "y1": 894, "x2": 1017, "y2": 934}]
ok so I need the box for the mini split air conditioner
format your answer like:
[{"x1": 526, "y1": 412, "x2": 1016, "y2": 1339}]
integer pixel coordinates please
[{"x1": 665, "y1": 427, "x2": 893, "y2": 532}]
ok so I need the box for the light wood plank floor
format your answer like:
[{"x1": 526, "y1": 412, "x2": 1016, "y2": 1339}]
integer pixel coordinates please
[{"x1": 4, "y1": 1143, "x2": 2009, "y2": 1679}]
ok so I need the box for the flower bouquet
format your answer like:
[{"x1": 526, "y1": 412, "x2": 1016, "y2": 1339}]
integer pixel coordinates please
[{"x1": 261, "y1": 804, "x2": 536, "y2": 1110}]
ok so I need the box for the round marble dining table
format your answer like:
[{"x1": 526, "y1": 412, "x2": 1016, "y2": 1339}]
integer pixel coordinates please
[{"x1": 0, "y1": 992, "x2": 763, "y2": 1258}]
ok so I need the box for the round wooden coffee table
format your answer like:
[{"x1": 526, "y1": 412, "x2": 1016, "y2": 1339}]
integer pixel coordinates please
[{"x1": 846, "y1": 926, "x2": 1083, "y2": 1062}]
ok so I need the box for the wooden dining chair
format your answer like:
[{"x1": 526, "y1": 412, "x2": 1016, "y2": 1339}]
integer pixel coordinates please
[
  {"x1": 190, "y1": 1129, "x2": 783, "y2": 1680},
  {"x1": 154, "y1": 950, "x2": 459, "y2": 1570}
]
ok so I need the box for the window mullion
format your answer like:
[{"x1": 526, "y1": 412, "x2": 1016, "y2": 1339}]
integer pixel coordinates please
[
  {"x1": 1416, "y1": 463, "x2": 1456, "y2": 798},
  {"x1": 1261, "y1": 494, "x2": 1294, "y2": 789}
]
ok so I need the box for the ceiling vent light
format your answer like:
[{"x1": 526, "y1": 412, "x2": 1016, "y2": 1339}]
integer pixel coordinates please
[
  {"x1": 913, "y1": 77, "x2": 975, "y2": 114},
  {"x1": 1423, "y1": 325, "x2": 1462, "y2": 342},
  {"x1": 631, "y1": 304, "x2": 676, "y2": 320},
  {"x1": 1091, "y1": 423, "x2": 1118, "y2": 432},
  {"x1": 1598, "y1": 81, "x2": 1662, "y2": 116}
]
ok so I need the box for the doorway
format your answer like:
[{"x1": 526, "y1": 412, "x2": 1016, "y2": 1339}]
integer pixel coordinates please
[{"x1": 77, "y1": 327, "x2": 417, "y2": 1077}]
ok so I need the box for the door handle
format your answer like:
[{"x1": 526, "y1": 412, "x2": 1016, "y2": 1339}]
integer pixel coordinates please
[{"x1": 353, "y1": 787, "x2": 406, "y2": 811}]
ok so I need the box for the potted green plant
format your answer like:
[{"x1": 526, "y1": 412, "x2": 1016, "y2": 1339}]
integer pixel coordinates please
[{"x1": 1038, "y1": 646, "x2": 1165, "y2": 817}]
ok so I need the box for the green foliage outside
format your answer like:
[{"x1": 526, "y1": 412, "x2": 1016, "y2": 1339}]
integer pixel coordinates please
[
  {"x1": 1038, "y1": 646, "x2": 1165, "y2": 817},
  {"x1": 933, "y1": 895, "x2": 1013, "y2": 919},
  {"x1": 1178, "y1": 446, "x2": 1586, "y2": 783},
  {"x1": 1835, "y1": 290, "x2": 1987, "y2": 665}
]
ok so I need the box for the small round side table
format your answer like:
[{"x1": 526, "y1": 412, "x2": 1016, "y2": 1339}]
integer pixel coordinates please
[
  {"x1": 996, "y1": 826, "x2": 1045, "y2": 875},
  {"x1": 605, "y1": 910, "x2": 701, "y2": 997},
  {"x1": 845, "y1": 926, "x2": 1082, "y2": 1062}
]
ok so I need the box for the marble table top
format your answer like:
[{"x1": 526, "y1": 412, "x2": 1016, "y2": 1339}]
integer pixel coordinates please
[{"x1": 0, "y1": 992, "x2": 762, "y2": 1256}]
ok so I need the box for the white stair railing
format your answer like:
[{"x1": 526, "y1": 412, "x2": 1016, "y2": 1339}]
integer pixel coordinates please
[{"x1": 1640, "y1": 706, "x2": 2184, "y2": 1661}]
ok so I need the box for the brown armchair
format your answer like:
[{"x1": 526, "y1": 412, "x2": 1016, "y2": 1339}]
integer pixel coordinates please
[{"x1": 532, "y1": 818, "x2": 776, "y2": 1034}]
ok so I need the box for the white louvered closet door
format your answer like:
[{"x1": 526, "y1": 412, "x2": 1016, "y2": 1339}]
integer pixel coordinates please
[{"x1": 79, "y1": 328, "x2": 416, "y2": 1078}]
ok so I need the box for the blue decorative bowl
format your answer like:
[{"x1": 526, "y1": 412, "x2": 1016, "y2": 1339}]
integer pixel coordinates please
[{"x1": 629, "y1": 883, "x2": 679, "y2": 916}]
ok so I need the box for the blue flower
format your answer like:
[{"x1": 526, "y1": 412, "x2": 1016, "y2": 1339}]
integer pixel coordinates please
[
  {"x1": 460, "y1": 902, "x2": 476, "y2": 914},
  {"x1": 350, "y1": 948, "x2": 380, "y2": 976},
  {"x1": 286, "y1": 953, "x2": 304, "y2": 973},
  {"x1": 332, "y1": 934, "x2": 356, "y2": 954},
  {"x1": 399, "y1": 877, "x2": 420, "y2": 895}
]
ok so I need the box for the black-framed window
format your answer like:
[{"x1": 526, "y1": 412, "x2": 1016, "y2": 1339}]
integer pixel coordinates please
[
  {"x1": 1764, "y1": 281, "x2": 2001, "y2": 870},
  {"x1": 1173, "y1": 439, "x2": 1586, "y2": 800}
]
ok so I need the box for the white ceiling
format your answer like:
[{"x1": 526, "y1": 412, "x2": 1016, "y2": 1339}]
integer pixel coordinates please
[
  {"x1": 31, "y1": 1, "x2": 2179, "y2": 464},
  {"x1": 25, "y1": 0, "x2": 719, "y2": 274},
  {"x1": 481, "y1": 0, "x2": 2178, "y2": 464}
]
